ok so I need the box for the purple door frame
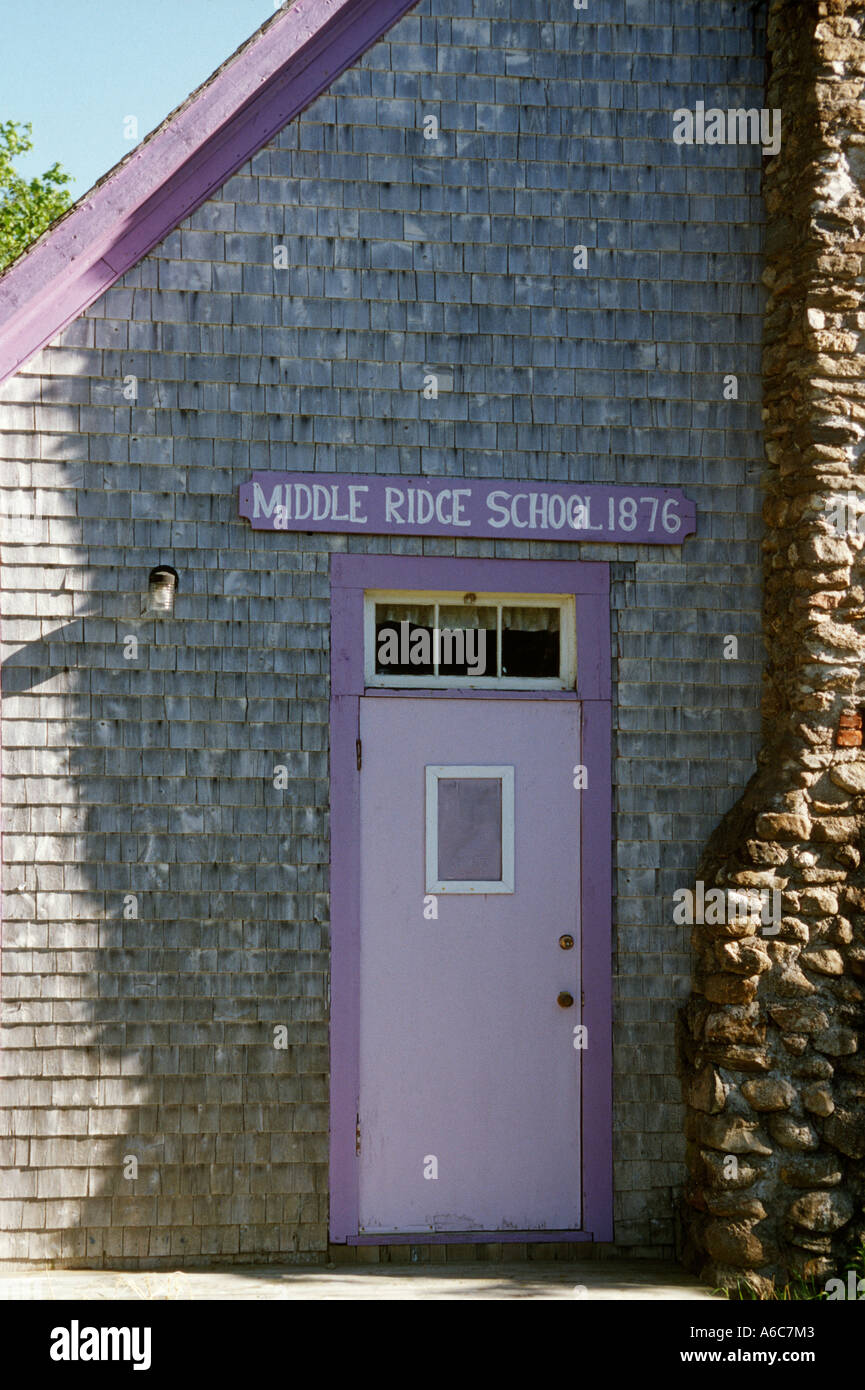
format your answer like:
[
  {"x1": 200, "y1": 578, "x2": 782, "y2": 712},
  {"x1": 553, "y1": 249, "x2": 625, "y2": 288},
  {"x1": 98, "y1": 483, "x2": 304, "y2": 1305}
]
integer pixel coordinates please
[{"x1": 329, "y1": 554, "x2": 613, "y2": 1245}]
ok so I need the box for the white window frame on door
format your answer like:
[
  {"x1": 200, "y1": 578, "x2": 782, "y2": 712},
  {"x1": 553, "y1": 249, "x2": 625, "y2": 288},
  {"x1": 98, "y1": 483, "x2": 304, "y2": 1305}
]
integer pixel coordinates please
[
  {"x1": 425, "y1": 764, "x2": 515, "y2": 894},
  {"x1": 363, "y1": 590, "x2": 576, "y2": 690}
]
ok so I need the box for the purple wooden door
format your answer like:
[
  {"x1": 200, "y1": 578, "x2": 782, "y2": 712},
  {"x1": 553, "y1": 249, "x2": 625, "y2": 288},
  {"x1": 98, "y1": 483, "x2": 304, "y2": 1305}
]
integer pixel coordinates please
[{"x1": 357, "y1": 697, "x2": 581, "y2": 1235}]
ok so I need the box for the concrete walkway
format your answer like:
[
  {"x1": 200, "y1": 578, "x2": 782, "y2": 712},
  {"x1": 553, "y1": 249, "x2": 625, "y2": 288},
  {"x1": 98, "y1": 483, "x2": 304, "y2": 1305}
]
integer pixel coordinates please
[{"x1": 0, "y1": 1261, "x2": 719, "y2": 1300}]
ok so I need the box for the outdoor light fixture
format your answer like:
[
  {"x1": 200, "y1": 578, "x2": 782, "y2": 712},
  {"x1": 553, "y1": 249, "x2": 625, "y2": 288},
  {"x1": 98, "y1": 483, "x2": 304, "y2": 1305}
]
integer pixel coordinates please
[{"x1": 144, "y1": 565, "x2": 179, "y2": 617}]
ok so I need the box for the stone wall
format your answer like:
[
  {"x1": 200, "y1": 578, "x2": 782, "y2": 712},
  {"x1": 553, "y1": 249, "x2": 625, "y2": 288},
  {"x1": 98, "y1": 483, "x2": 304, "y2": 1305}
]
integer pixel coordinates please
[
  {"x1": 681, "y1": 0, "x2": 865, "y2": 1293},
  {"x1": 0, "y1": 0, "x2": 767, "y2": 1266}
]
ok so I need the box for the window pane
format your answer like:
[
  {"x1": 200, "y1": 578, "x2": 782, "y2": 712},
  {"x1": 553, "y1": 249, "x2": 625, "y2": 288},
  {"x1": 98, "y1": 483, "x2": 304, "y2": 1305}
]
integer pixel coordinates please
[
  {"x1": 375, "y1": 603, "x2": 435, "y2": 675},
  {"x1": 501, "y1": 605, "x2": 560, "y2": 678},
  {"x1": 437, "y1": 778, "x2": 502, "y2": 881},
  {"x1": 436, "y1": 605, "x2": 495, "y2": 677}
]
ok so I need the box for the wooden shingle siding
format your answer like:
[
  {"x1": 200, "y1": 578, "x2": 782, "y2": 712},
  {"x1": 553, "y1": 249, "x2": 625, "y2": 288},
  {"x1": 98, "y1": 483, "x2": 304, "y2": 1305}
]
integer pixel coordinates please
[{"x1": 0, "y1": 0, "x2": 767, "y2": 1265}]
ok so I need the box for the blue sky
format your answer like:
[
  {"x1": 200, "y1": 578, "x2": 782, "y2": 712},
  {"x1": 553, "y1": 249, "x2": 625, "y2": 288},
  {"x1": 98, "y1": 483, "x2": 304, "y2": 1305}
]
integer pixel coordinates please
[{"x1": 3, "y1": 0, "x2": 278, "y2": 197}]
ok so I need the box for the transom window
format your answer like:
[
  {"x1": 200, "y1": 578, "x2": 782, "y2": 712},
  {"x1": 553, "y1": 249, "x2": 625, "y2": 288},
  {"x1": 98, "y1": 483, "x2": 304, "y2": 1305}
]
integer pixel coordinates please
[{"x1": 363, "y1": 590, "x2": 576, "y2": 689}]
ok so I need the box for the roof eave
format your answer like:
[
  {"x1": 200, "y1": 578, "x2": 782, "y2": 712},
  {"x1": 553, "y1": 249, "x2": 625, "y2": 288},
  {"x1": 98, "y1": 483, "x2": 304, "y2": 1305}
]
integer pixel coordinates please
[{"x1": 0, "y1": 0, "x2": 418, "y2": 386}]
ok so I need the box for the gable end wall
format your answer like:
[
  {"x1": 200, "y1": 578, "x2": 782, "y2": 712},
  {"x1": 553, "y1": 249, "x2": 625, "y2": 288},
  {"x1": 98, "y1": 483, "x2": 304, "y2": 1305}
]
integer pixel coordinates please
[{"x1": 0, "y1": 0, "x2": 766, "y2": 1266}]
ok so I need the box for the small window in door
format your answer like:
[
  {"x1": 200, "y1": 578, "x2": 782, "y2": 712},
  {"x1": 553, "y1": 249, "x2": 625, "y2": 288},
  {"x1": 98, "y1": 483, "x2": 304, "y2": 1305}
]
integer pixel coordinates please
[
  {"x1": 364, "y1": 591, "x2": 575, "y2": 689},
  {"x1": 425, "y1": 765, "x2": 515, "y2": 894}
]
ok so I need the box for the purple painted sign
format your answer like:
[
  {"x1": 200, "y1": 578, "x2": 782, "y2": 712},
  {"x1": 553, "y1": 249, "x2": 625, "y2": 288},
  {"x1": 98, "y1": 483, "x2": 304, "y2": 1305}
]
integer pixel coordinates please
[{"x1": 239, "y1": 473, "x2": 696, "y2": 544}]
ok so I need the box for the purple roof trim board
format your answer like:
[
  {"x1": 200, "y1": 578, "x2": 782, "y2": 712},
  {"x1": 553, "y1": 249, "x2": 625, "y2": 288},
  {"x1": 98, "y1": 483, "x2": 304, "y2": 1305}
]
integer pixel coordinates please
[{"x1": 0, "y1": 0, "x2": 419, "y2": 386}]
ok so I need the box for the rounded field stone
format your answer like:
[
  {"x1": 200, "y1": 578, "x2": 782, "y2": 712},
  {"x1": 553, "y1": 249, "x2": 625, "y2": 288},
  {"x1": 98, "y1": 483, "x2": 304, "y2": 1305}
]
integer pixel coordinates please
[
  {"x1": 787, "y1": 1190, "x2": 853, "y2": 1233},
  {"x1": 742, "y1": 1078, "x2": 795, "y2": 1111},
  {"x1": 779, "y1": 1155, "x2": 844, "y2": 1189},
  {"x1": 705, "y1": 1221, "x2": 771, "y2": 1270},
  {"x1": 767, "y1": 1114, "x2": 819, "y2": 1151}
]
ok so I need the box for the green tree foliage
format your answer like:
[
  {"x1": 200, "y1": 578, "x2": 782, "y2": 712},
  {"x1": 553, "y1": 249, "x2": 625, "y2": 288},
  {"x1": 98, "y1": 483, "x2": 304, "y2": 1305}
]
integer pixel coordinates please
[{"x1": 0, "y1": 120, "x2": 73, "y2": 273}]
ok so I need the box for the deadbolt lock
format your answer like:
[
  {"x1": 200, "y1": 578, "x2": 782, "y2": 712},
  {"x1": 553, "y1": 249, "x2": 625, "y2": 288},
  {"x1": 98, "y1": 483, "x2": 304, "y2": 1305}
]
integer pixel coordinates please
[{"x1": 559, "y1": 934, "x2": 574, "y2": 950}]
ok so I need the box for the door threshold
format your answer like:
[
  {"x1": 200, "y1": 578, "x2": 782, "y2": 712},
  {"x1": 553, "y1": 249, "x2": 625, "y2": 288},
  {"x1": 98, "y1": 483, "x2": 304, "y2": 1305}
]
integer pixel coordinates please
[{"x1": 346, "y1": 1230, "x2": 592, "y2": 1245}]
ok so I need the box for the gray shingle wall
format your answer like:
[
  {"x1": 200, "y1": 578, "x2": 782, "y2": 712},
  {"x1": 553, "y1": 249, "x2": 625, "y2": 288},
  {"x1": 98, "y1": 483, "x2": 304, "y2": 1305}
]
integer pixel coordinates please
[{"x1": 0, "y1": 0, "x2": 766, "y2": 1264}]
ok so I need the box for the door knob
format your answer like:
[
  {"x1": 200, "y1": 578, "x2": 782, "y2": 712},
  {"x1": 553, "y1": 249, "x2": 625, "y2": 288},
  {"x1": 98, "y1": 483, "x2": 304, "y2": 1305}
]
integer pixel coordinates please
[
  {"x1": 557, "y1": 992, "x2": 574, "y2": 1008},
  {"x1": 559, "y1": 935, "x2": 574, "y2": 950}
]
